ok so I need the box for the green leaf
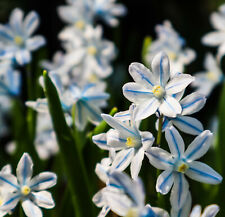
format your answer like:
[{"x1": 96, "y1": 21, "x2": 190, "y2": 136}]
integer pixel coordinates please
[{"x1": 43, "y1": 70, "x2": 94, "y2": 217}]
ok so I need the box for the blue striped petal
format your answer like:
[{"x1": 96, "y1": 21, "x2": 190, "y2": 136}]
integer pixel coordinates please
[{"x1": 156, "y1": 170, "x2": 174, "y2": 195}]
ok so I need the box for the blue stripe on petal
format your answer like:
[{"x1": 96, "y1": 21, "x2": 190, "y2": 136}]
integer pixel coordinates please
[
  {"x1": 92, "y1": 139, "x2": 107, "y2": 145},
  {"x1": 115, "y1": 149, "x2": 133, "y2": 169},
  {"x1": 177, "y1": 173, "x2": 183, "y2": 207},
  {"x1": 81, "y1": 101, "x2": 102, "y2": 122},
  {"x1": 181, "y1": 98, "x2": 203, "y2": 109},
  {"x1": 22, "y1": 154, "x2": 29, "y2": 185},
  {"x1": 163, "y1": 97, "x2": 176, "y2": 112},
  {"x1": 26, "y1": 15, "x2": 37, "y2": 31},
  {"x1": 136, "y1": 69, "x2": 154, "y2": 86},
  {"x1": 3, "y1": 194, "x2": 20, "y2": 206},
  {"x1": 0, "y1": 30, "x2": 13, "y2": 41},
  {"x1": 185, "y1": 136, "x2": 208, "y2": 159},
  {"x1": 159, "y1": 172, "x2": 173, "y2": 191},
  {"x1": 169, "y1": 129, "x2": 181, "y2": 157},
  {"x1": 0, "y1": 176, "x2": 19, "y2": 189},
  {"x1": 124, "y1": 89, "x2": 153, "y2": 95},
  {"x1": 160, "y1": 56, "x2": 164, "y2": 86},
  {"x1": 174, "y1": 117, "x2": 203, "y2": 134},
  {"x1": 148, "y1": 152, "x2": 174, "y2": 166},
  {"x1": 30, "y1": 177, "x2": 56, "y2": 189}
]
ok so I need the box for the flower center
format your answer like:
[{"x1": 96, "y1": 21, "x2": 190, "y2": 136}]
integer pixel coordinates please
[
  {"x1": 176, "y1": 161, "x2": 189, "y2": 173},
  {"x1": 167, "y1": 51, "x2": 177, "y2": 61},
  {"x1": 126, "y1": 137, "x2": 138, "y2": 148},
  {"x1": 87, "y1": 46, "x2": 97, "y2": 55},
  {"x1": 21, "y1": 185, "x2": 31, "y2": 196},
  {"x1": 75, "y1": 20, "x2": 85, "y2": 29},
  {"x1": 14, "y1": 36, "x2": 24, "y2": 46},
  {"x1": 125, "y1": 208, "x2": 139, "y2": 217},
  {"x1": 207, "y1": 71, "x2": 218, "y2": 82},
  {"x1": 152, "y1": 85, "x2": 165, "y2": 99}
]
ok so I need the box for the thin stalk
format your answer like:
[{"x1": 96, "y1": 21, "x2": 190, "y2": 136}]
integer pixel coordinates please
[{"x1": 156, "y1": 115, "x2": 163, "y2": 147}]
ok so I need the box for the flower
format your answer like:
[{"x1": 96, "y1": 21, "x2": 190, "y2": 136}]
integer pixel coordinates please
[
  {"x1": 192, "y1": 53, "x2": 223, "y2": 96},
  {"x1": 123, "y1": 52, "x2": 194, "y2": 121},
  {"x1": 202, "y1": 4, "x2": 225, "y2": 60},
  {"x1": 103, "y1": 171, "x2": 169, "y2": 217},
  {"x1": 93, "y1": 104, "x2": 155, "y2": 179},
  {"x1": 0, "y1": 8, "x2": 45, "y2": 65},
  {"x1": 156, "y1": 92, "x2": 206, "y2": 135},
  {"x1": 145, "y1": 21, "x2": 196, "y2": 76},
  {"x1": 0, "y1": 153, "x2": 57, "y2": 217},
  {"x1": 146, "y1": 126, "x2": 222, "y2": 210}
]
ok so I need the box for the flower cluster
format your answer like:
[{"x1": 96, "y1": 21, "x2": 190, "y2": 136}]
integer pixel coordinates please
[{"x1": 93, "y1": 51, "x2": 222, "y2": 217}]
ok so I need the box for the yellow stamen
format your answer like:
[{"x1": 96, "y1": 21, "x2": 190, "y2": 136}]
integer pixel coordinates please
[
  {"x1": 152, "y1": 85, "x2": 165, "y2": 99},
  {"x1": 167, "y1": 51, "x2": 177, "y2": 60},
  {"x1": 177, "y1": 162, "x2": 189, "y2": 173},
  {"x1": 14, "y1": 36, "x2": 23, "y2": 46},
  {"x1": 126, "y1": 137, "x2": 137, "y2": 148},
  {"x1": 87, "y1": 46, "x2": 97, "y2": 55},
  {"x1": 89, "y1": 74, "x2": 98, "y2": 83},
  {"x1": 0, "y1": 199, "x2": 3, "y2": 206},
  {"x1": 21, "y1": 185, "x2": 31, "y2": 196},
  {"x1": 75, "y1": 20, "x2": 85, "y2": 29},
  {"x1": 207, "y1": 71, "x2": 218, "y2": 82},
  {"x1": 125, "y1": 208, "x2": 139, "y2": 217}
]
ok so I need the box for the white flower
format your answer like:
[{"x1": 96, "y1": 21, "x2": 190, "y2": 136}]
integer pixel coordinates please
[
  {"x1": 202, "y1": 4, "x2": 225, "y2": 60},
  {"x1": 123, "y1": 52, "x2": 194, "y2": 120},
  {"x1": 0, "y1": 8, "x2": 45, "y2": 65},
  {"x1": 35, "y1": 113, "x2": 59, "y2": 160},
  {"x1": 93, "y1": 105, "x2": 155, "y2": 179},
  {"x1": 103, "y1": 171, "x2": 169, "y2": 217},
  {"x1": 0, "y1": 153, "x2": 57, "y2": 217},
  {"x1": 156, "y1": 92, "x2": 206, "y2": 135},
  {"x1": 146, "y1": 126, "x2": 222, "y2": 210},
  {"x1": 192, "y1": 53, "x2": 223, "y2": 96},
  {"x1": 146, "y1": 21, "x2": 196, "y2": 76}
]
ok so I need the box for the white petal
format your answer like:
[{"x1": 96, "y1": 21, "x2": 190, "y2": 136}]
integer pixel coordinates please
[
  {"x1": 185, "y1": 161, "x2": 222, "y2": 184},
  {"x1": 151, "y1": 52, "x2": 170, "y2": 86},
  {"x1": 75, "y1": 100, "x2": 88, "y2": 131},
  {"x1": 97, "y1": 206, "x2": 110, "y2": 217},
  {"x1": 170, "y1": 173, "x2": 189, "y2": 210},
  {"x1": 202, "y1": 204, "x2": 219, "y2": 217},
  {"x1": 130, "y1": 148, "x2": 145, "y2": 179},
  {"x1": 190, "y1": 205, "x2": 201, "y2": 217},
  {"x1": 140, "y1": 131, "x2": 154, "y2": 150},
  {"x1": 180, "y1": 92, "x2": 206, "y2": 115},
  {"x1": 32, "y1": 191, "x2": 55, "y2": 209},
  {"x1": 0, "y1": 173, "x2": 19, "y2": 191},
  {"x1": 210, "y1": 12, "x2": 225, "y2": 31},
  {"x1": 0, "y1": 193, "x2": 20, "y2": 211},
  {"x1": 17, "y1": 153, "x2": 33, "y2": 186},
  {"x1": 202, "y1": 32, "x2": 225, "y2": 46},
  {"x1": 184, "y1": 130, "x2": 213, "y2": 161},
  {"x1": 92, "y1": 189, "x2": 106, "y2": 208},
  {"x1": 25, "y1": 99, "x2": 48, "y2": 113},
  {"x1": 22, "y1": 200, "x2": 42, "y2": 217},
  {"x1": 9, "y1": 8, "x2": 24, "y2": 32},
  {"x1": 30, "y1": 172, "x2": 57, "y2": 191},
  {"x1": 165, "y1": 126, "x2": 185, "y2": 157},
  {"x1": 172, "y1": 116, "x2": 204, "y2": 135},
  {"x1": 128, "y1": 62, "x2": 155, "y2": 87},
  {"x1": 133, "y1": 98, "x2": 160, "y2": 121},
  {"x1": 1, "y1": 164, "x2": 12, "y2": 174},
  {"x1": 146, "y1": 147, "x2": 175, "y2": 170},
  {"x1": 15, "y1": 49, "x2": 31, "y2": 65},
  {"x1": 156, "y1": 170, "x2": 174, "y2": 195},
  {"x1": 92, "y1": 133, "x2": 109, "y2": 150},
  {"x1": 111, "y1": 149, "x2": 135, "y2": 171},
  {"x1": 106, "y1": 129, "x2": 127, "y2": 150},
  {"x1": 159, "y1": 96, "x2": 181, "y2": 118},
  {"x1": 26, "y1": 36, "x2": 46, "y2": 51},
  {"x1": 122, "y1": 82, "x2": 153, "y2": 103},
  {"x1": 165, "y1": 74, "x2": 194, "y2": 95},
  {"x1": 24, "y1": 11, "x2": 40, "y2": 36}
]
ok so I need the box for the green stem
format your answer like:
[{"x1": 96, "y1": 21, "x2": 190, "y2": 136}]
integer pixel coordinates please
[{"x1": 156, "y1": 115, "x2": 163, "y2": 147}]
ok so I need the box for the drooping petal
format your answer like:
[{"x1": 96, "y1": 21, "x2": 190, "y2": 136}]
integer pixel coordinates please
[
  {"x1": 185, "y1": 161, "x2": 222, "y2": 184},
  {"x1": 30, "y1": 172, "x2": 57, "y2": 191},
  {"x1": 128, "y1": 62, "x2": 155, "y2": 87},
  {"x1": 17, "y1": 153, "x2": 33, "y2": 186},
  {"x1": 184, "y1": 130, "x2": 213, "y2": 161},
  {"x1": 151, "y1": 52, "x2": 170, "y2": 87},
  {"x1": 92, "y1": 189, "x2": 106, "y2": 208},
  {"x1": 32, "y1": 191, "x2": 55, "y2": 209},
  {"x1": 180, "y1": 92, "x2": 206, "y2": 115},
  {"x1": 159, "y1": 96, "x2": 182, "y2": 118},
  {"x1": 22, "y1": 200, "x2": 43, "y2": 217},
  {"x1": 25, "y1": 98, "x2": 48, "y2": 113},
  {"x1": 156, "y1": 170, "x2": 174, "y2": 195},
  {"x1": 92, "y1": 133, "x2": 109, "y2": 150},
  {"x1": 111, "y1": 148, "x2": 135, "y2": 171},
  {"x1": 201, "y1": 204, "x2": 219, "y2": 217},
  {"x1": 146, "y1": 147, "x2": 175, "y2": 170},
  {"x1": 23, "y1": 11, "x2": 40, "y2": 36},
  {"x1": 130, "y1": 148, "x2": 145, "y2": 179},
  {"x1": 133, "y1": 98, "x2": 160, "y2": 121},
  {"x1": 165, "y1": 126, "x2": 185, "y2": 158},
  {"x1": 165, "y1": 74, "x2": 194, "y2": 95},
  {"x1": 170, "y1": 173, "x2": 189, "y2": 210},
  {"x1": 26, "y1": 36, "x2": 46, "y2": 51},
  {"x1": 172, "y1": 116, "x2": 204, "y2": 135},
  {"x1": 122, "y1": 82, "x2": 153, "y2": 103}
]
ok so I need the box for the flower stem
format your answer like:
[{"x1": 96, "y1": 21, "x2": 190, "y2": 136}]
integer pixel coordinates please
[{"x1": 156, "y1": 115, "x2": 163, "y2": 147}]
